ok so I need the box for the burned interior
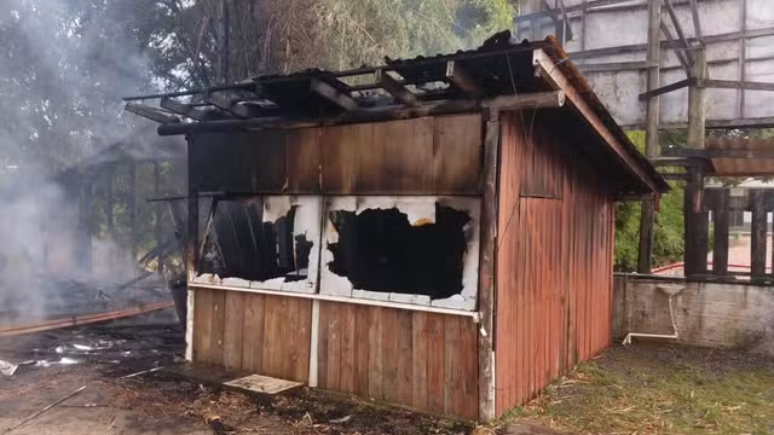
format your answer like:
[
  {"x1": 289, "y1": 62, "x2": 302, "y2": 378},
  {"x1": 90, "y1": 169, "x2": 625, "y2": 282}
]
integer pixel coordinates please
[
  {"x1": 198, "y1": 197, "x2": 316, "y2": 284},
  {"x1": 327, "y1": 203, "x2": 470, "y2": 300}
]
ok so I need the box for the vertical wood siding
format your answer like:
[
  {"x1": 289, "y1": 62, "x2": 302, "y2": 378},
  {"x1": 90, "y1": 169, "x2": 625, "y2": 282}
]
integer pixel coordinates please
[
  {"x1": 495, "y1": 112, "x2": 615, "y2": 416},
  {"x1": 316, "y1": 302, "x2": 479, "y2": 420},
  {"x1": 191, "y1": 290, "x2": 479, "y2": 419},
  {"x1": 192, "y1": 288, "x2": 312, "y2": 382},
  {"x1": 188, "y1": 114, "x2": 483, "y2": 195}
]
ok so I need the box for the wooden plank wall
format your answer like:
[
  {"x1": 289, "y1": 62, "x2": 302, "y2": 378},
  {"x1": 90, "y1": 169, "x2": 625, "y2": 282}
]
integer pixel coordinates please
[
  {"x1": 188, "y1": 114, "x2": 483, "y2": 195},
  {"x1": 192, "y1": 287, "x2": 312, "y2": 382},
  {"x1": 495, "y1": 112, "x2": 615, "y2": 416},
  {"x1": 315, "y1": 302, "x2": 479, "y2": 420}
]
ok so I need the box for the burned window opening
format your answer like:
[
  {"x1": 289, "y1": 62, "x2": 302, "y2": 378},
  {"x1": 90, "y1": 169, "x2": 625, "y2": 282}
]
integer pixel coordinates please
[
  {"x1": 327, "y1": 204, "x2": 470, "y2": 300},
  {"x1": 199, "y1": 200, "x2": 312, "y2": 282}
]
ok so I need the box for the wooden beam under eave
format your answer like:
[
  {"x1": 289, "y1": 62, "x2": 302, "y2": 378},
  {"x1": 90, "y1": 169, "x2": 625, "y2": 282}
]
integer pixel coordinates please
[
  {"x1": 446, "y1": 60, "x2": 483, "y2": 98},
  {"x1": 532, "y1": 48, "x2": 661, "y2": 194},
  {"x1": 375, "y1": 69, "x2": 418, "y2": 106},
  {"x1": 160, "y1": 97, "x2": 206, "y2": 121},
  {"x1": 309, "y1": 78, "x2": 359, "y2": 111}
]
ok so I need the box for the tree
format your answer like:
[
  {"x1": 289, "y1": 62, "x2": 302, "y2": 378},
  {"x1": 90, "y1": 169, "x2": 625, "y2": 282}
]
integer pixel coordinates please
[
  {"x1": 125, "y1": 0, "x2": 517, "y2": 89},
  {"x1": 615, "y1": 131, "x2": 685, "y2": 271}
]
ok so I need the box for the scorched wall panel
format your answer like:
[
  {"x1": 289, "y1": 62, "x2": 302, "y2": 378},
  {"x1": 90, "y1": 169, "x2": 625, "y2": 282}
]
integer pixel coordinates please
[
  {"x1": 187, "y1": 114, "x2": 483, "y2": 195},
  {"x1": 494, "y1": 112, "x2": 615, "y2": 416}
]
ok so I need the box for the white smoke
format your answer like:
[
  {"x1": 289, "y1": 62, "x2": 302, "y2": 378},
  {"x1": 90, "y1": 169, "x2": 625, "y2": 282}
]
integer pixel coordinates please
[{"x1": 0, "y1": 0, "x2": 183, "y2": 322}]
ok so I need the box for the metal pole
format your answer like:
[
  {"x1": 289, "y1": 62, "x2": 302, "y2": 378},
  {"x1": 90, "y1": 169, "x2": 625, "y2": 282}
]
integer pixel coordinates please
[{"x1": 637, "y1": 0, "x2": 663, "y2": 274}]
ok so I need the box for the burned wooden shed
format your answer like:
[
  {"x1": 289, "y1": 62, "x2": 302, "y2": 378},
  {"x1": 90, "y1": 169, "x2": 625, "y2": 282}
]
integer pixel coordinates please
[{"x1": 125, "y1": 35, "x2": 668, "y2": 421}]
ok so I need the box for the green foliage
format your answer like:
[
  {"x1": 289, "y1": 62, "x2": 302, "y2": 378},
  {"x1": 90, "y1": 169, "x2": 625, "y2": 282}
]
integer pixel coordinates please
[{"x1": 614, "y1": 131, "x2": 685, "y2": 271}]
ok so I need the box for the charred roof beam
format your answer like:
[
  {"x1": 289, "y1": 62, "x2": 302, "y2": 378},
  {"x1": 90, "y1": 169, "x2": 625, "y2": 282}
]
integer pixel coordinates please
[
  {"x1": 124, "y1": 102, "x2": 181, "y2": 124},
  {"x1": 375, "y1": 69, "x2": 418, "y2": 107},
  {"x1": 160, "y1": 97, "x2": 207, "y2": 121},
  {"x1": 157, "y1": 91, "x2": 566, "y2": 136},
  {"x1": 446, "y1": 60, "x2": 484, "y2": 98},
  {"x1": 206, "y1": 93, "x2": 264, "y2": 119},
  {"x1": 310, "y1": 78, "x2": 359, "y2": 111}
]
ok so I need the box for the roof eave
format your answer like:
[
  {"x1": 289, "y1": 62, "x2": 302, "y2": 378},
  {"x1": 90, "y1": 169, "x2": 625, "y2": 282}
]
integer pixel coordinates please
[{"x1": 533, "y1": 41, "x2": 669, "y2": 195}]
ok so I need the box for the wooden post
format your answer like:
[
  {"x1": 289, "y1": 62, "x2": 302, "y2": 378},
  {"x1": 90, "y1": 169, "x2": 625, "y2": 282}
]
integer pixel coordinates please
[
  {"x1": 750, "y1": 190, "x2": 767, "y2": 278},
  {"x1": 154, "y1": 162, "x2": 164, "y2": 273},
  {"x1": 711, "y1": 189, "x2": 730, "y2": 276},
  {"x1": 683, "y1": 167, "x2": 708, "y2": 276},
  {"x1": 683, "y1": 46, "x2": 708, "y2": 277},
  {"x1": 478, "y1": 109, "x2": 500, "y2": 421},
  {"x1": 106, "y1": 166, "x2": 114, "y2": 238},
  {"x1": 187, "y1": 158, "x2": 199, "y2": 284},
  {"x1": 637, "y1": 0, "x2": 662, "y2": 274},
  {"x1": 687, "y1": 46, "x2": 707, "y2": 150},
  {"x1": 128, "y1": 161, "x2": 137, "y2": 264},
  {"x1": 82, "y1": 182, "x2": 93, "y2": 272}
]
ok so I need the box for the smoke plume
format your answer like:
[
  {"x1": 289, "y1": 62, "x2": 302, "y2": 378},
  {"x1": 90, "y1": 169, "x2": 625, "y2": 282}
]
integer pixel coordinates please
[{"x1": 0, "y1": 0, "x2": 183, "y2": 322}]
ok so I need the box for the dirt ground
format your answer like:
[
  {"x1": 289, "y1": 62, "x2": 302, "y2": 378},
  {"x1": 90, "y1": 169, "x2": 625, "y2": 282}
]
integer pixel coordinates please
[
  {"x1": 512, "y1": 344, "x2": 774, "y2": 435},
  {"x1": 0, "y1": 323, "x2": 474, "y2": 435},
  {"x1": 7, "y1": 324, "x2": 770, "y2": 435}
]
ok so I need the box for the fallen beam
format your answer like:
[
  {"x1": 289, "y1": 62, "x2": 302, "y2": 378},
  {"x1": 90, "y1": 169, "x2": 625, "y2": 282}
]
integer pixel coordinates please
[
  {"x1": 0, "y1": 301, "x2": 174, "y2": 336},
  {"x1": 158, "y1": 91, "x2": 566, "y2": 136}
]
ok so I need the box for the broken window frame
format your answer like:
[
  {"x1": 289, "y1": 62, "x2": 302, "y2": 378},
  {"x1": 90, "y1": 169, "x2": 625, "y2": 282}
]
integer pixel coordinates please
[
  {"x1": 319, "y1": 196, "x2": 481, "y2": 312},
  {"x1": 193, "y1": 195, "x2": 322, "y2": 294}
]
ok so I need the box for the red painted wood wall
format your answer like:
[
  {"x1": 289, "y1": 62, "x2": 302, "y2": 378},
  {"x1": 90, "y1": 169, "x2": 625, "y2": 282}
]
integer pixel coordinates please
[{"x1": 494, "y1": 111, "x2": 615, "y2": 416}]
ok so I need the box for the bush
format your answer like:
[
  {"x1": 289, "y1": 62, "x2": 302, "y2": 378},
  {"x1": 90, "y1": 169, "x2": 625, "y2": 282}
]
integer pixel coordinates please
[{"x1": 614, "y1": 132, "x2": 685, "y2": 271}]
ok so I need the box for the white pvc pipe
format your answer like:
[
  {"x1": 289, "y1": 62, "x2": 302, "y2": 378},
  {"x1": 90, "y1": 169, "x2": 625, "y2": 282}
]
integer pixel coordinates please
[{"x1": 622, "y1": 296, "x2": 679, "y2": 345}]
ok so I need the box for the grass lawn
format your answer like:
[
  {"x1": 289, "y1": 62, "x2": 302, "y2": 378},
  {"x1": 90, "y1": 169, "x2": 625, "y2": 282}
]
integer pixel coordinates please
[{"x1": 505, "y1": 344, "x2": 774, "y2": 435}]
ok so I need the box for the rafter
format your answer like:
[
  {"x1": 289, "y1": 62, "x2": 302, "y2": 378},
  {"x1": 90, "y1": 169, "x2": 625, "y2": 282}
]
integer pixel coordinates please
[
  {"x1": 375, "y1": 69, "x2": 418, "y2": 106},
  {"x1": 309, "y1": 79, "x2": 359, "y2": 111}
]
